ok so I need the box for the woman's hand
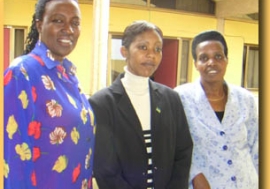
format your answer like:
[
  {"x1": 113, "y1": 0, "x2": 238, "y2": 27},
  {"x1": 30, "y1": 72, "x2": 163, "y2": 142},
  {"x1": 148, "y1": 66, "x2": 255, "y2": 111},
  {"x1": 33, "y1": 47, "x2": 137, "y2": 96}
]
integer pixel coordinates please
[{"x1": 192, "y1": 173, "x2": 211, "y2": 189}]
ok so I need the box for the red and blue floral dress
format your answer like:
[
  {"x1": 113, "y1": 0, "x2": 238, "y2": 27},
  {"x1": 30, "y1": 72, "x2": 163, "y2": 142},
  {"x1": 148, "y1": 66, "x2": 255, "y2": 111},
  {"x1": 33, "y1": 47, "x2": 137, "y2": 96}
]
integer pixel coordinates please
[{"x1": 4, "y1": 42, "x2": 96, "y2": 189}]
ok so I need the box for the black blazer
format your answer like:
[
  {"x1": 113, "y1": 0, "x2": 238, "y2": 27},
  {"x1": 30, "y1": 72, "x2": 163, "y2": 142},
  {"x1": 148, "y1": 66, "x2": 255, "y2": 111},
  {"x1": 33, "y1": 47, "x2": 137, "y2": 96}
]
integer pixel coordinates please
[{"x1": 89, "y1": 73, "x2": 193, "y2": 189}]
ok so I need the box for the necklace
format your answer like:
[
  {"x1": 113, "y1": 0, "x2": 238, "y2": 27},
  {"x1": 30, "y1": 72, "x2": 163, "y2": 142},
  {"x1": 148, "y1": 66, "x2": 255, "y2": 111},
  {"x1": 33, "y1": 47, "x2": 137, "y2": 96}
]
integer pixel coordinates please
[{"x1": 207, "y1": 93, "x2": 225, "y2": 101}]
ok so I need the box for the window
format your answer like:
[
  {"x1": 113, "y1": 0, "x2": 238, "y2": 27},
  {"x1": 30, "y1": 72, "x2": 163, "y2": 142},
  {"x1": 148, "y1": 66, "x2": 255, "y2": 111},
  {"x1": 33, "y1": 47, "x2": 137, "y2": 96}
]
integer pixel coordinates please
[
  {"x1": 177, "y1": 38, "x2": 192, "y2": 85},
  {"x1": 111, "y1": 0, "x2": 147, "y2": 6},
  {"x1": 109, "y1": 35, "x2": 192, "y2": 86},
  {"x1": 4, "y1": 26, "x2": 26, "y2": 70},
  {"x1": 241, "y1": 45, "x2": 259, "y2": 90},
  {"x1": 110, "y1": 0, "x2": 215, "y2": 15},
  {"x1": 174, "y1": 0, "x2": 215, "y2": 14},
  {"x1": 14, "y1": 28, "x2": 25, "y2": 57},
  {"x1": 110, "y1": 36, "x2": 126, "y2": 82}
]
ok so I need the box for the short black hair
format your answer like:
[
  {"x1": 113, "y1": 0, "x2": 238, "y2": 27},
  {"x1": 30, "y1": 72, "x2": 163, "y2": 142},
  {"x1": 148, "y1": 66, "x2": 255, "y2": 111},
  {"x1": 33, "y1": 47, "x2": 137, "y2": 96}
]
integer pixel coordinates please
[
  {"x1": 191, "y1": 30, "x2": 228, "y2": 61},
  {"x1": 122, "y1": 20, "x2": 163, "y2": 49}
]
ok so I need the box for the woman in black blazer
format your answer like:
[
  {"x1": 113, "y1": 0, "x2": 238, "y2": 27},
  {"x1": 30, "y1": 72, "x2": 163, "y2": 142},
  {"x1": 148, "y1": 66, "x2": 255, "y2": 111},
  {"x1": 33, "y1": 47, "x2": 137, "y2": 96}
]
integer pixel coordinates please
[{"x1": 89, "y1": 20, "x2": 193, "y2": 189}]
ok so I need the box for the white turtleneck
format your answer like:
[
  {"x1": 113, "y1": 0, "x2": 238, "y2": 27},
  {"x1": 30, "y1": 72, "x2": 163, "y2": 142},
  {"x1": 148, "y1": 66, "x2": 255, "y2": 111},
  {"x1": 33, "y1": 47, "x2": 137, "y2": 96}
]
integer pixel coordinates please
[
  {"x1": 121, "y1": 66, "x2": 154, "y2": 187},
  {"x1": 121, "y1": 66, "x2": 151, "y2": 131}
]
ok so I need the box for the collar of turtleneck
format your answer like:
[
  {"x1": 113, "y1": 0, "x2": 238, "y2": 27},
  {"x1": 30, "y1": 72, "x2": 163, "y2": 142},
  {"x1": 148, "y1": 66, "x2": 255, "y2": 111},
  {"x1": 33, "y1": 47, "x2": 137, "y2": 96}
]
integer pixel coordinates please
[{"x1": 121, "y1": 66, "x2": 149, "y2": 95}]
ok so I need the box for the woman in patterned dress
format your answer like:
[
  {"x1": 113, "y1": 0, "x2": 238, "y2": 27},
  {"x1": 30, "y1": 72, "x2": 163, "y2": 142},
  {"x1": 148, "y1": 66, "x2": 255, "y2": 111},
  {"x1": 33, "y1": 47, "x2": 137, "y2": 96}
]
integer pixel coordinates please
[{"x1": 4, "y1": 0, "x2": 96, "y2": 188}]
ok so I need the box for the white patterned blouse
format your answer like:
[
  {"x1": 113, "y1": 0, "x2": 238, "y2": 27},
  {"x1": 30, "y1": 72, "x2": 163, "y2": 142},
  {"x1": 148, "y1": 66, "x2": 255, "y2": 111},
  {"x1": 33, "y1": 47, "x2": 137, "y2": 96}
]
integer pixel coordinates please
[{"x1": 174, "y1": 79, "x2": 258, "y2": 189}]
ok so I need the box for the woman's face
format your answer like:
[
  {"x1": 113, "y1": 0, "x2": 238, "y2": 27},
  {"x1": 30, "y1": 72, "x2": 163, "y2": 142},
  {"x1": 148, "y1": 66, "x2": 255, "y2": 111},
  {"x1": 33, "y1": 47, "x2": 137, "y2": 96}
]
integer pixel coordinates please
[
  {"x1": 121, "y1": 30, "x2": 163, "y2": 77},
  {"x1": 195, "y1": 40, "x2": 228, "y2": 83},
  {"x1": 36, "y1": 0, "x2": 81, "y2": 62}
]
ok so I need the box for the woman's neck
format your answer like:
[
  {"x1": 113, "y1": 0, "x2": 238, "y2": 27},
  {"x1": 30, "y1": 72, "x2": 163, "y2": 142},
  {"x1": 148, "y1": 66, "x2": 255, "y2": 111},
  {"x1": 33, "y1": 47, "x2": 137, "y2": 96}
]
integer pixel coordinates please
[
  {"x1": 200, "y1": 80, "x2": 228, "y2": 111},
  {"x1": 121, "y1": 66, "x2": 149, "y2": 94},
  {"x1": 201, "y1": 80, "x2": 226, "y2": 97}
]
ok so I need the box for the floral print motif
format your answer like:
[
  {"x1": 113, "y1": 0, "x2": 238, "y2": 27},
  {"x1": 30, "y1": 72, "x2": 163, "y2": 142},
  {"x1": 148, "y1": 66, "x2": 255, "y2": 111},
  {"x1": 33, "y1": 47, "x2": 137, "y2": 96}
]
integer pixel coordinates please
[
  {"x1": 31, "y1": 171, "x2": 37, "y2": 186},
  {"x1": 6, "y1": 115, "x2": 18, "y2": 139},
  {"x1": 20, "y1": 65, "x2": 29, "y2": 81},
  {"x1": 57, "y1": 65, "x2": 69, "y2": 79},
  {"x1": 52, "y1": 155, "x2": 68, "y2": 173},
  {"x1": 49, "y1": 126, "x2": 67, "y2": 145},
  {"x1": 4, "y1": 159, "x2": 9, "y2": 178},
  {"x1": 72, "y1": 163, "x2": 81, "y2": 183},
  {"x1": 28, "y1": 121, "x2": 42, "y2": 139},
  {"x1": 67, "y1": 93, "x2": 77, "y2": 109},
  {"x1": 42, "y1": 75, "x2": 56, "y2": 90},
  {"x1": 32, "y1": 147, "x2": 41, "y2": 162},
  {"x1": 89, "y1": 108, "x2": 95, "y2": 126},
  {"x1": 18, "y1": 90, "x2": 29, "y2": 109},
  {"x1": 46, "y1": 49, "x2": 55, "y2": 61},
  {"x1": 15, "y1": 143, "x2": 32, "y2": 161},
  {"x1": 46, "y1": 99, "x2": 63, "y2": 118},
  {"x1": 81, "y1": 178, "x2": 91, "y2": 189},
  {"x1": 70, "y1": 65, "x2": 77, "y2": 75},
  {"x1": 71, "y1": 127, "x2": 80, "y2": 144},
  {"x1": 31, "y1": 86, "x2": 37, "y2": 102},
  {"x1": 4, "y1": 42, "x2": 95, "y2": 189},
  {"x1": 85, "y1": 148, "x2": 92, "y2": 170},
  {"x1": 80, "y1": 106, "x2": 88, "y2": 124},
  {"x1": 4, "y1": 70, "x2": 12, "y2": 86}
]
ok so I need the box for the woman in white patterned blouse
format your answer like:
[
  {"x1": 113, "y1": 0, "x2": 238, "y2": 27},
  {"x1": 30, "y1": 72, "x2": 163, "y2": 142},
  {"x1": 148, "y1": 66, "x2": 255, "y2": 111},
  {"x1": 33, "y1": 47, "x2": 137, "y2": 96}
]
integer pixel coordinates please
[{"x1": 174, "y1": 30, "x2": 258, "y2": 189}]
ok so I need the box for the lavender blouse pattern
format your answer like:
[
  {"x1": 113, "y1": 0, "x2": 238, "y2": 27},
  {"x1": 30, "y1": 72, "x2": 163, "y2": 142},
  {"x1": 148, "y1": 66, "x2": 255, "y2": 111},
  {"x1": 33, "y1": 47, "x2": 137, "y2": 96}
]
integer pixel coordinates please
[
  {"x1": 174, "y1": 80, "x2": 258, "y2": 189},
  {"x1": 4, "y1": 42, "x2": 96, "y2": 189}
]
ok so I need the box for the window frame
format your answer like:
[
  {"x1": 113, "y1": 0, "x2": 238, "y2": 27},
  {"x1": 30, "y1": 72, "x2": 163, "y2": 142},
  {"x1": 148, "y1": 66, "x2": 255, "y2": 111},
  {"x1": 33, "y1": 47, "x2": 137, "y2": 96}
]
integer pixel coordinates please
[
  {"x1": 4, "y1": 25, "x2": 27, "y2": 61},
  {"x1": 241, "y1": 44, "x2": 259, "y2": 91},
  {"x1": 108, "y1": 34, "x2": 193, "y2": 87},
  {"x1": 176, "y1": 37, "x2": 193, "y2": 85}
]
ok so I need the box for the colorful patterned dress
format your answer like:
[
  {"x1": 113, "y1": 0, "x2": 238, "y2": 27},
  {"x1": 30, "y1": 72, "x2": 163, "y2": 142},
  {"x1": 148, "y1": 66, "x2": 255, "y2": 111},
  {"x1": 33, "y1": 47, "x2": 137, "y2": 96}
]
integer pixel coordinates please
[{"x1": 4, "y1": 42, "x2": 96, "y2": 189}]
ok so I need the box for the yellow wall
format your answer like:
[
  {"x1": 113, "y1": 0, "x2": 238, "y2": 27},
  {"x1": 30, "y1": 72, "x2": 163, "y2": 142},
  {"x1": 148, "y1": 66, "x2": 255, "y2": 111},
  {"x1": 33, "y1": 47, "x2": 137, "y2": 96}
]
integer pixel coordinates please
[
  {"x1": 4, "y1": 0, "x2": 33, "y2": 26},
  {"x1": 223, "y1": 20, "x2": 258, "y2": 99},
  {"x1": 4, "y1": 0, "x2": 258, "y2": 95}
]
